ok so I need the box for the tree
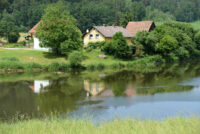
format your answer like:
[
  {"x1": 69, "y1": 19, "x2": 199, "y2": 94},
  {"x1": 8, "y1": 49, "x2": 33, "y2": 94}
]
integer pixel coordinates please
[
  {"x1": 195, "y1": 32, "x2": 200, "y2": 50},
  {"x1": 112, "y1": 32, "x2": 132, "y2": 59},
  {"x1": 36, "y1": 2, "x2": 82, "y2": 55}
]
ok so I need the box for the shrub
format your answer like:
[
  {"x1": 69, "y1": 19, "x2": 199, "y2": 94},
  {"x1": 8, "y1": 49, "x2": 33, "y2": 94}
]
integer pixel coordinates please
[
  {"x1": 48, "y1": 62, "x2": 61, "y2": 72},
  {"x1": 68, "y1": 51, "x2": 83, "y2": 68},
  {"x1": 112, "y1": 32, "x2": 132, "y2": 59},
  {"x1": 156, "y1": 35, "x2": 178, "y2": 54},
  {"x1": 101, "y1": 42, "x2": 116, "y2": 55},
  {"x1": 195, "y1": 32, "x2": 200, "y2": 50},
  {"x1": 60, "y1": 40, "x2": 83, "y2": 56},
  {"x1": 8, "y1": 32, "x2": 20, "y2": 43},
  {"x1": 86, "y1": 41, "x2": 106, "y2": 51}
]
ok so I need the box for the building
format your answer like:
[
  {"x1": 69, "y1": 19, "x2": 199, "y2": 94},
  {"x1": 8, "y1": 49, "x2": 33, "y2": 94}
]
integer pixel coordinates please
[
  {"x1": 126, "y1": 21, "x2": 156, "y2": 36},
  {"x1": 29, "y1": 22, "x2": 49, "y2": 51},
  {"x1": 84, "y1": 21, "x2": 155, "y2": 46},
  {"x1": 83, "y1": 26, "x2": 133, "y2": 46}
]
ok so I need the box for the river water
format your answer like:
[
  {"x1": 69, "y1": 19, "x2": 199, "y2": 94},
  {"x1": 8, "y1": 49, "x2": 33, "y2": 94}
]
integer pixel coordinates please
[{"x1": 0, "y1": 62, "x2": 200, "y2": 122}]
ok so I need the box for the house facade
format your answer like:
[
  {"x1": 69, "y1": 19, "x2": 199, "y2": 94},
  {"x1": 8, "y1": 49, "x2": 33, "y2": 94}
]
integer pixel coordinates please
[
  {"x1": 83, "y1": 26, "x2": 133, "y2": 46},
  {"x1": 29, "y1": 22, "x2": 49, "y2": 51},
  {"x1": 84, "y1": 21, "x2": 155, "y2": 46}
]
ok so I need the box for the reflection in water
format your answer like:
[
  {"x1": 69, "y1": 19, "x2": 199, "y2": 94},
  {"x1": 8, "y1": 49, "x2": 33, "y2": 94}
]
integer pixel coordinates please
[
  {"x1": 29, "y1": 80, "x2": 50, "y2": 94},
  {"x1": 1, "y1": 61, "x2": 200, "y2": 121},
  {"x1": 84, "y1": 80, "x2": 105, "y2": 96}
]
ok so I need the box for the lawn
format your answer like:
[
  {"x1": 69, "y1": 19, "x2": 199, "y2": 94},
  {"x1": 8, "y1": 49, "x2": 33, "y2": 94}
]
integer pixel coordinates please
[
  {"x1": 0, "y1": 117, "x2": 199, "y2": 134},
  {"x1": 0, "y1": 48, "x2": 126, "y2": 65},
  {"x1": 0, "y1": 48, "x2": 66, "y2": 65}
]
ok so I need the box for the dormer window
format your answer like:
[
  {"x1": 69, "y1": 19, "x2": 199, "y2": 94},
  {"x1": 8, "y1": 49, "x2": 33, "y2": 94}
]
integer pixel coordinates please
[
  {"x1": 89, "y1": 34, "x2": 93, "y2": 40},
  {"x1": 96, "y1": 34, "x2": 99, "y2": 39}
]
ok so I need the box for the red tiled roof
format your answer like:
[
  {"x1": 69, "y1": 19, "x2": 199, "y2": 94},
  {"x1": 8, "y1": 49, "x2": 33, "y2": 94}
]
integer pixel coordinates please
[
  {"x1": 126, "y1": 21, "x2": 155, "y2": 36},
  {"x1": 93, "y1": 26, "x2": 133, "y2": 38},
  {"x1": 29, "y1": 22, "x2": 40, "y2": 35}
]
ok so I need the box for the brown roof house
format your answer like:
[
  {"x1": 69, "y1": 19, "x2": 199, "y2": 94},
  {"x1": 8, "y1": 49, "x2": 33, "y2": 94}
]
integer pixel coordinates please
[
  {"x1": 29, "y1": 22, "x2": 49, "y2": 51},
  {"x1": 83, "y1": 21, "x2": 155, "y2": 46},
  {"x1": 83, "y1": 26, "x2": 133, "y2": 46}
]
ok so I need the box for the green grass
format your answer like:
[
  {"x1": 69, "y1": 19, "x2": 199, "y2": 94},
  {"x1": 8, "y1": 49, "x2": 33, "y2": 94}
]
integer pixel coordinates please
[
  {"x1": 155, "y1": 20, "x2": 200, "y2": 30},
  {"x1": 2, "y1": 44, "x2": 27, "y2": 48},
  {"x1": 0, "y1": 117, "x2": 199, "y2": 134},
  {"x1": 190, "y1": 20, "x2": 200, "y2": 30},
  {"x1": 0, "y1": 48, "x2": 164, "y2": 73},
  {"x1": 0, "y1": 48, "x2": 66, "y2": 64}
]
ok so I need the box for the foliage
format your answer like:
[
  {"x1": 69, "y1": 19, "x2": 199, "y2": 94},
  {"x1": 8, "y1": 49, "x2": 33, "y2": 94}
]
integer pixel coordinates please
[
  {"x1": 132, "y1": 22, "x2": 200, "y2": 61},
  {"x1": 86, "y1": 41, "x2": 106, "y2": 52},
  {"x1": 101, "y1": 42, "x2": 116, "y2": 55},
  {"x1": 68, "y1": 51, "x2": 83, "y2": 68},
  {"x1": 36, "y1": 2, "x2": 82, "y2": 56},
  {"x1": 145, "y1": 8, "x2": 175, "y2": 22},
  {"x1": 0, "y1": 0, "x2": 200, "y2": 34},
  {"x1": 195, "y1": 32, "x2": 200, "y2": 50},
  {"x1": 101, "y1": 32, "x2": 132, "y2": 59},
  {"x1": 7, "y1": 32, "x2": 20, "y2": 43}
]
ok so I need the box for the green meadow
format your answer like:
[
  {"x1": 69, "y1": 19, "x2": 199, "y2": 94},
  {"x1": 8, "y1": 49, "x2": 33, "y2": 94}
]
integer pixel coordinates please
[{"x1": 0, "y1": 117, "x2": 199, "y2": 134}]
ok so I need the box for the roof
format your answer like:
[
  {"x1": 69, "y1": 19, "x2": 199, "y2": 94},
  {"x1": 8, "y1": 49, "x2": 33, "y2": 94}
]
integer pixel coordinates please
[
  {"x1": 93, "y1": 26, "x2": 133, "y2": 38},
  {"x1": 29, "y1": 22, "x2": 40, "y2": 34},
  {"x1": 126, "y1": 21, "x2": 155, "y2": 36}
]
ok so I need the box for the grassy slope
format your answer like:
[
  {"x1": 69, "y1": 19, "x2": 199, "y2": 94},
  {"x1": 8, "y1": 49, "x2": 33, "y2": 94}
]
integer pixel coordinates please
[
  {"x1": 155, "y1": 20, "x2": 200, "y2": 30},
  {"x1": 0, "y1": 48, "x2": 66, "y2": 64},
  {"x1": 0, "y1": 49, "x2": 126, "y2": 65},
  {"x1": 0, "y1": 117, "x2": 199, "y2": 134}
]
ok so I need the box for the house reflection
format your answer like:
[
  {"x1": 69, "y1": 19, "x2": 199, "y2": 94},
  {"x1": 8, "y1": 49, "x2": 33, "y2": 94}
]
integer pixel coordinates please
[
  {"x1": 84, "y1": 80, "x2": 105, "y2": 96},
  {"x1": 29, "y1": 80, "x2": 50, "y2": 94}
]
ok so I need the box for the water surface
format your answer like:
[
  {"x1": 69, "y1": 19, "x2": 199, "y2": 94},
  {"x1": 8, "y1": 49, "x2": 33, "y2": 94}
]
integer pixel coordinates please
[{"x1": 0, "y1": 62, "x2": 200, "y2": 121}]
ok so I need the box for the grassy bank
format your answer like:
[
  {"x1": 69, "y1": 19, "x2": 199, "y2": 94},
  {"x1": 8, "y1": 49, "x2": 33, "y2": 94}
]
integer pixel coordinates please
[
  {"x1": 0, "y1": 48, "x2": 164, "y2": 73},
  {"x1": 0, "y1": 117, "x2": 199, "y2": 134}
]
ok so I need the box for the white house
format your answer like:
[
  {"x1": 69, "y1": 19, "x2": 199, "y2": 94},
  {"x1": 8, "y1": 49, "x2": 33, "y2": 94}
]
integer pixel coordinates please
[{"x1": 29, "y1": 22, "x2": 49, "y2": 51}]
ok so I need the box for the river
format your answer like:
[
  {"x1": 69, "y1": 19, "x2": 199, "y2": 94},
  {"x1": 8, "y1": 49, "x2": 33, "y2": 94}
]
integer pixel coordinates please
[{"x1": 0, "y1": 61, "x2": 200, "y2": 122}]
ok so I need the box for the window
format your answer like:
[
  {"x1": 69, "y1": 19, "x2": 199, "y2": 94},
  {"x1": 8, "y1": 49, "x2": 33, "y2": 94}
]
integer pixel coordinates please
[
  {"x1": 96, "y1": 34, "x2": 99, "y2": 39},
  {"x1": 89, "y1": 34, "x2": 93, "y2": 40}
]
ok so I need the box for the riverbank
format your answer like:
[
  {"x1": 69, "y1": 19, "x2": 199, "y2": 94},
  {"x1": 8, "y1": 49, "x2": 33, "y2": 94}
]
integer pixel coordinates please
[
  {"x1": 0, "y1": 117, "x2": 199, "y2": 134},
  {"x1": 0, "y1": 48, "x2": 165, "y2": 73}
]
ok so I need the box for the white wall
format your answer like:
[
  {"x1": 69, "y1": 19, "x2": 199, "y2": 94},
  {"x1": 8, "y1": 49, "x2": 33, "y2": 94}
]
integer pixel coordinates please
[{"x1": 33, "y1": 37, "x2": 49, "y2": 51}]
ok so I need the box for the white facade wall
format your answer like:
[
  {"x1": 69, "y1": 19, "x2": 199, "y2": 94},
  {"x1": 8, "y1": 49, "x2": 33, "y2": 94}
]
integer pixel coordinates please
[{"x1": 33, "y1": 37, "x2": 49, "y2": 51}]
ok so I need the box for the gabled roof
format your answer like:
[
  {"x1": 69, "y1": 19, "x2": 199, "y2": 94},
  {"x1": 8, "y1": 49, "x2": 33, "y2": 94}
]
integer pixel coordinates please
[
  {"x1": 126, "y1": 21, "x2": 155, "y2": 36},
  {"x1": 29, "y1": 22, "x2": 40, "y2": 35},
  {"x1": 93, "y1": 26, "x2": 133, "y2": 38}
]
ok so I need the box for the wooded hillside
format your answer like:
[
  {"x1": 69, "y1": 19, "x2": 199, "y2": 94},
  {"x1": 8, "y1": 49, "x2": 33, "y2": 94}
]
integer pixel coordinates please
[{"x1": 0, "y1": 0, "x2": 200, "y2": 33}]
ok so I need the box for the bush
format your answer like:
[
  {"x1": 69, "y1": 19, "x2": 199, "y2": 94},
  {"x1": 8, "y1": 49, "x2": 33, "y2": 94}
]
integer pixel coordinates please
[
  {"x1": 86, "y1": 41, "x2": 106, "y2": 51},
  {"x1": 68, "y1": 51, "x2": 83, "y2": 68},
  {"x1": 60, "y1": 40, "x2": 83, "y2": 56},
  {"x1": 195, "y1": 32, "x2": 200, "y2": 50},
  {"x1": 113, "y1": 32, "x2": 132, "y2": 59},
  {"x1": 102, "y1": 32, "x2": 132, "y2": 59},
  {"x1": 8, "y1": 32, "x2": 20, "y2": 43},
  {"x1": 101, "y1": 42, "x2": 116, "y2": 55},
  {"x1": 156, "y1": 35, "x2": 178, "y2": 54}
]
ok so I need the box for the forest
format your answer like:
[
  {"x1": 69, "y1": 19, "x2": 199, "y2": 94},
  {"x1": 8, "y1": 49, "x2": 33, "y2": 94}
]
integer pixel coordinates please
[{"x1": 0, "y1": 0, "x2": 200, "y2": 33}]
